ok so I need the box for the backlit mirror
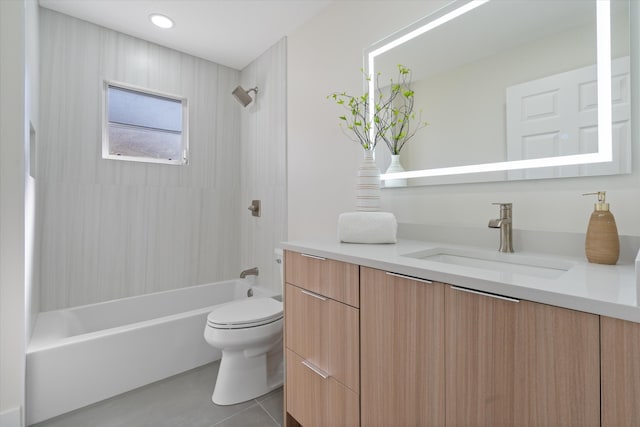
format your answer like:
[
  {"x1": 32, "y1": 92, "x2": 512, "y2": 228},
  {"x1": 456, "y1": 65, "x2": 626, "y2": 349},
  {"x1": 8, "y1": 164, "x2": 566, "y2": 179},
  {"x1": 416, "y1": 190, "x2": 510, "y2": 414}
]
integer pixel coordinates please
[{"x1": 367, "y1": 0, "x2": 631, "y2": 186}]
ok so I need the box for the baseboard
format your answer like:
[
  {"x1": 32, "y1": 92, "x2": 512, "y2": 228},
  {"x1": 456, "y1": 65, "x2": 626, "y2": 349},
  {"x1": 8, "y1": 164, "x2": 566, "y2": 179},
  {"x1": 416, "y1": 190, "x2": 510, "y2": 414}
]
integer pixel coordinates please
[{"x1": 0, "y1": 407, "x2": 22, "y2": 427}]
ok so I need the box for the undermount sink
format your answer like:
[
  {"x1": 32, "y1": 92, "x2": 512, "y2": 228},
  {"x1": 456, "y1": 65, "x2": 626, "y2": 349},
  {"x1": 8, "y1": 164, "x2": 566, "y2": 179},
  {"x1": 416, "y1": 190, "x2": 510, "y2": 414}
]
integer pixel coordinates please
[{"x1": 402, "y1": 247, "x2": 575, "y2": 279}]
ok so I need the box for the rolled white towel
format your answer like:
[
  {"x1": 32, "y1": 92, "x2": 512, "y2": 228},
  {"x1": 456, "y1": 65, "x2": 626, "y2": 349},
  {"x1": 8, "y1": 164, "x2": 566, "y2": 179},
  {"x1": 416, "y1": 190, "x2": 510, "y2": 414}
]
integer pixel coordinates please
[{"x1": 338, "y1": 212, "x2": 397, "y2": 244}]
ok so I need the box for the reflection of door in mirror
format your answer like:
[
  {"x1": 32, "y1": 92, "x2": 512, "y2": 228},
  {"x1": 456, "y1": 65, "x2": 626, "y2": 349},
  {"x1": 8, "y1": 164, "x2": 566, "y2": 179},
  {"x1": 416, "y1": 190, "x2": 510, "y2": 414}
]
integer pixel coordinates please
[
  {"x1": 506, "y1": 56, "x2": 630, "y2": 180},
  {"x1": 370, "y1": 0, "x2": 632, "y2": 186}
]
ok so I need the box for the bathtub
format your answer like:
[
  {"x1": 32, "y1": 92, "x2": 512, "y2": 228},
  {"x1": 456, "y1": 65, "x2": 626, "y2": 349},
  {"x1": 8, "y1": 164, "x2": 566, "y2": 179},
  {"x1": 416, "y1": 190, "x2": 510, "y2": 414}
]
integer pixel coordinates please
[{"x1": 26, "y1": 279, "x2": 277, "y2": 425}]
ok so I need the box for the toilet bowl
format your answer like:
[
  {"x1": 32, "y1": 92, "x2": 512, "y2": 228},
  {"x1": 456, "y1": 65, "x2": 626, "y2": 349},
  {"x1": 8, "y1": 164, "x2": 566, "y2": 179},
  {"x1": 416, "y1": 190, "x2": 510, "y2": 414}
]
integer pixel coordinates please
[
  {"x1": 204, "y1": 297, "x2": 283, "y2": 405},
  {"x1": 203, "y1": 248, "x2": 285, "y2": 405}
]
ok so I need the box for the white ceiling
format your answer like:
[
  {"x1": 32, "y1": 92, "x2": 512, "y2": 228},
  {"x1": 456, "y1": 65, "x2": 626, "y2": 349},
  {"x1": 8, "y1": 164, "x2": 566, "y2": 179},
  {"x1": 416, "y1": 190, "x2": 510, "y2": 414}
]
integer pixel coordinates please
[{"x1": 39, "y1": 0, "x2": 333, "y2": 70}]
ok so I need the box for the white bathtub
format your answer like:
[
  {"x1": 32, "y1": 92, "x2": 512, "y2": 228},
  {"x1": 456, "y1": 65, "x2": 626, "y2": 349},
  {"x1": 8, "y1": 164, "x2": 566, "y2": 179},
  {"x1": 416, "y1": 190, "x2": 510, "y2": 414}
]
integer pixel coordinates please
[{"x1": 26, "y1": 279, "x2": 277, "y2": 425}]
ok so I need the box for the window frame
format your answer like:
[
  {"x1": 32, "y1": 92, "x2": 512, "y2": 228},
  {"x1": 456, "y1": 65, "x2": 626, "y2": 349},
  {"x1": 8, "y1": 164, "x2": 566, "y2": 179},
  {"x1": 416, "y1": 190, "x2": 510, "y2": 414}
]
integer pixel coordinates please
[{"x1": 102, "y1": 80, "x2": 189, "y2": 165}]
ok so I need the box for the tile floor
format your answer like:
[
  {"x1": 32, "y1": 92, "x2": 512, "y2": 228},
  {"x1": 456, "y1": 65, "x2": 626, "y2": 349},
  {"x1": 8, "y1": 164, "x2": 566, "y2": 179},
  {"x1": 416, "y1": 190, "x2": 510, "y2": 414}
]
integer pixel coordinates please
[{"x1": 31, "y1": 361, "x2": 283, "y2": 427}]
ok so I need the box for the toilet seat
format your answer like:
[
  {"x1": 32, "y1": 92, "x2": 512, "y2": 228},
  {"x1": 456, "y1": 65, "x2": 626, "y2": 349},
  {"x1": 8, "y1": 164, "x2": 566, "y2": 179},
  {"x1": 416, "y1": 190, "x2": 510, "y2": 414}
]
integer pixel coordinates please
[{"x1": 207, "y1": 297, "x2": 283, "y2": 329}]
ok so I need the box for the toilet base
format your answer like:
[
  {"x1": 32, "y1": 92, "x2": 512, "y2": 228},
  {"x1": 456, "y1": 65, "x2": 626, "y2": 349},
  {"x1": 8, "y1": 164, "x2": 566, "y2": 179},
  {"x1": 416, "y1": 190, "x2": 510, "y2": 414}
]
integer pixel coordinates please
[{"x1": 212, "y1": 342, "x2": 283, "y2": 405}]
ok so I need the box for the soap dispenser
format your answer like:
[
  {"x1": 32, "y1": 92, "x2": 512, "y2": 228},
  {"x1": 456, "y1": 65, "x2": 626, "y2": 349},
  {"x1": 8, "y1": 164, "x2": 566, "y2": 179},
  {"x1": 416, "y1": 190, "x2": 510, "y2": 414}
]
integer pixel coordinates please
[{"x1": 583, "y1": 191, "x2": 619, "y2": 265}]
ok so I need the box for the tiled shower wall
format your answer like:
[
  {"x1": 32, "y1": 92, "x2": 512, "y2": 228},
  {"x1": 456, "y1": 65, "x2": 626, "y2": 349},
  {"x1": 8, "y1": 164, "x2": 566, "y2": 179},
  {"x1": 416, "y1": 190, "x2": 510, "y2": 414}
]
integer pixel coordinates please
[
  {"x1": 239, "y1": 39, "x2": 287, "y2": 295},
  {"x1": 37, "y1": 9, "x2": 258, "y2": 310}
]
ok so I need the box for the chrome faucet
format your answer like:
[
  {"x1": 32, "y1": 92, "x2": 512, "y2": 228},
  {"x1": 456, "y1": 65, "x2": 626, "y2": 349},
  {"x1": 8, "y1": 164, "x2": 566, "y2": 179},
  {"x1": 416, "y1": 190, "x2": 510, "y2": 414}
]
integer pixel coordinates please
[
  {"x1": 240, "y1": 267, "x2": 259, "y2": 278},
  {"x1": 488, "y1": 203, "x2": 514, "y2": 253}
]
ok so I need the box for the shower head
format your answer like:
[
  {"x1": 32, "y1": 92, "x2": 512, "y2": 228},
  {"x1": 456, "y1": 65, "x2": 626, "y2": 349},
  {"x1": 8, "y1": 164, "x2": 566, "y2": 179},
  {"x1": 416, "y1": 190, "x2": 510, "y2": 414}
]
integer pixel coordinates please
[{"x1": 232, "y1": 85, "x2": 258, "y2": 107}]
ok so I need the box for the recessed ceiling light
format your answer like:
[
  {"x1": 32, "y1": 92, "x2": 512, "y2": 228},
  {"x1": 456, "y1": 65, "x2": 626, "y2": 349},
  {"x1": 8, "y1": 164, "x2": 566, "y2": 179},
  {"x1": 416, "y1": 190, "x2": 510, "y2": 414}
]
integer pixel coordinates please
[{"x1": 149, "y1": 13, "x2": 174, "y2": 29}]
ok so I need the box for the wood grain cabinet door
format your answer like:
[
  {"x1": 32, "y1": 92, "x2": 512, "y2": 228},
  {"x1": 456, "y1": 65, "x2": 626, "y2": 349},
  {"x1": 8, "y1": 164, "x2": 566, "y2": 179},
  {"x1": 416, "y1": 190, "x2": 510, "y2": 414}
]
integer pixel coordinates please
[
  {"x1": 445, "y1": 285, "x2": 600, "y2": 427},
  {"x1": 601, "y1": 316, "x2": 640, "y2": 427},
  {"x1": 284, "y1": 283, "x2": 359, "y2": 392},
  {"x1": 286, "y1": 349, "x2": 359, "y2": 427},
  {"x1": 283, "y1": 251, "x2": 361, "y2": 427},
  {"x1": 360, "y1": 267, "x2": 445, "y2": 427},
  {"x1": 284, "y1": 250, "x2": 359, "y2": 307}
]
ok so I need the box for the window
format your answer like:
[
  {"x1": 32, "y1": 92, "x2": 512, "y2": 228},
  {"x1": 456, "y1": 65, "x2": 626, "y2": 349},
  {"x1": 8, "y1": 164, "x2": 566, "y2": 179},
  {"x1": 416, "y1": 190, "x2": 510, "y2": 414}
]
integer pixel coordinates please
[{"x1": 103, "y1": 81, "x2": 188, "y2": 165}]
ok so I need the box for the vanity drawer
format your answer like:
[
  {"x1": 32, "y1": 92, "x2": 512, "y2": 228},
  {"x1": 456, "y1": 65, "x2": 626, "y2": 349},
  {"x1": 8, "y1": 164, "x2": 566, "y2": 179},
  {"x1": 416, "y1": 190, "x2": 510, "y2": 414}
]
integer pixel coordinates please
[
  {"x1": 285, "y1": 283, "x2": 359, "y2": 393},
  {"x1": 286, "y1": 349, "x2": 359, "y2": 427},
  {"x1": 284, "y1": 250, "x2": 359, "y2": 307}
]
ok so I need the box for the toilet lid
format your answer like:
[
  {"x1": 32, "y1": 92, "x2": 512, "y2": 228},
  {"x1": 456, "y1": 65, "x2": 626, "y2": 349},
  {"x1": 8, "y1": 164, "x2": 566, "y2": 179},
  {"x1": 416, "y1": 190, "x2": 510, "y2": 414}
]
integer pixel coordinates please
[{"x1": 207, "y1": 297, "x2": 283, "y2": 329}]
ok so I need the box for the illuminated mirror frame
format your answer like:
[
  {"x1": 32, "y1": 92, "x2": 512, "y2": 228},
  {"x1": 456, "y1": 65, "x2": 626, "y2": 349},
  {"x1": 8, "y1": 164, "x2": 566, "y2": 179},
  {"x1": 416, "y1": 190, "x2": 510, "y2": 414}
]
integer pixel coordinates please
[{"x1": 366, "y1": 0, "x2": 613, "y2": 181}]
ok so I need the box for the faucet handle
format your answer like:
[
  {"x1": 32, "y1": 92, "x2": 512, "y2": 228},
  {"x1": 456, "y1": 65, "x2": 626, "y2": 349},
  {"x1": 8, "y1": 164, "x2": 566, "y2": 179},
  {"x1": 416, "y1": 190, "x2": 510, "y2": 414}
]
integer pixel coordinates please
[{"x1": 492, "y1": 202, "x2": 512, "y2": 220}]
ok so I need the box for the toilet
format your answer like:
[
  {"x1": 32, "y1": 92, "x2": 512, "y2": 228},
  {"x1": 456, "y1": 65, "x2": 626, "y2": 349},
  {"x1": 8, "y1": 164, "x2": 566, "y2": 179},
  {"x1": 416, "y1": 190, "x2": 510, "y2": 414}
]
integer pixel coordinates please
[{"x1": 203, "y1": 249, "x2": 284, "y2": 405}]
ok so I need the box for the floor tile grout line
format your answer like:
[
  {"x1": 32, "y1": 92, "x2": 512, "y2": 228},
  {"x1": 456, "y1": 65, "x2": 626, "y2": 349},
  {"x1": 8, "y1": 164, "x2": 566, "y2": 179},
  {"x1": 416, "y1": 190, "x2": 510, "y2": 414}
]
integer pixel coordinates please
[
  {"x1": 256, "y1": 399, "x2": 281, "y2": 427},
  {"x1": 210, "y1": 402, "x2": 260, "y2": 426}
]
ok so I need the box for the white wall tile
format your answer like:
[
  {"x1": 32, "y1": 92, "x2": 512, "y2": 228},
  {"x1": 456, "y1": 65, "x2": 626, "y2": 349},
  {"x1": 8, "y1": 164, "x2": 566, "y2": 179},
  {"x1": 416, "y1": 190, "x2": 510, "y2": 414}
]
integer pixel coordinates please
[
  {"x1": 239, "y1": 38, "x2": 288, "y2": 293},
  {"x1": 37, "y1": 9, "x2": 244, "y2": 310}
]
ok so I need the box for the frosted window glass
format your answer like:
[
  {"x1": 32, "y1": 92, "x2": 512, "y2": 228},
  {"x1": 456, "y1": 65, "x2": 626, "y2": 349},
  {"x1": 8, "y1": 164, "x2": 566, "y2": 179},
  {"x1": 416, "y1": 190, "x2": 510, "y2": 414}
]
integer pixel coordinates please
[{"x1": 103, "y1": 82, "x2": 188, "y2": 164}]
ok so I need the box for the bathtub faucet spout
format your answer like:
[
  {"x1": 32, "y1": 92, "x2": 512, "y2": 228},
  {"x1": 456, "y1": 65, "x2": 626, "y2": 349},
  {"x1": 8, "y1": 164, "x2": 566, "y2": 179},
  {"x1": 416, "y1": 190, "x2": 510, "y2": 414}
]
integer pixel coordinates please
[{"x1": 240, "y1": 267, "x2": 259, "y2": 278}]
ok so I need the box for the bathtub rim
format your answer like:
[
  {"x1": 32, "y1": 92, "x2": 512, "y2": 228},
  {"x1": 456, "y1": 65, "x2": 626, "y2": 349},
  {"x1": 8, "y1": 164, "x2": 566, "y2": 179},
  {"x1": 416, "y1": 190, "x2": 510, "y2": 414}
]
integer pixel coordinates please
[
  {"x1": 28, "y1": 280, "x2": 278, "y2": 353},
  {"x1": 27, "y1": 305, "x2": 216, "y2": 353}
]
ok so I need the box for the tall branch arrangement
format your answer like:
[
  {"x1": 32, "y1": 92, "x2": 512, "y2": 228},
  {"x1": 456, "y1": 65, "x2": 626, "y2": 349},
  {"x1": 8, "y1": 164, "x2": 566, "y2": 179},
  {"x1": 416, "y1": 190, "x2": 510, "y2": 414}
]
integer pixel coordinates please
[
  {"x1": 328, "y1": 65, "x2": 428, "y2": 154},
  {"x1": 379, "y1": 65, "x2": 429, "y2": 155},
  {"x1": 328, "y1": 70, "x2": 398, "y2": 151}
]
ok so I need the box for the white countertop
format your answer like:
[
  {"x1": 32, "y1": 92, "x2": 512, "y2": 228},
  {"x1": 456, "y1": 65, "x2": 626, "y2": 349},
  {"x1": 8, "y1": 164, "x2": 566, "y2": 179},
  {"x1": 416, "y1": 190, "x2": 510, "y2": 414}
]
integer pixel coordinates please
[{"x1": 282, "y1": 239, "x2": 640, "y2": 323}]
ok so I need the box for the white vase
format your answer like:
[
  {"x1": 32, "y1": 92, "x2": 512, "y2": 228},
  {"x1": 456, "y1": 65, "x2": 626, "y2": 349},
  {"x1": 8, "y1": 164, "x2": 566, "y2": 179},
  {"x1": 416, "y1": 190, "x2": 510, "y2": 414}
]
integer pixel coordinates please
[
  {"x1": 384, "y1": 154, "x2": 408, "y2": 187},
  {"x1": 356, "y1": 150, "x2": 381, "y2": 211}
]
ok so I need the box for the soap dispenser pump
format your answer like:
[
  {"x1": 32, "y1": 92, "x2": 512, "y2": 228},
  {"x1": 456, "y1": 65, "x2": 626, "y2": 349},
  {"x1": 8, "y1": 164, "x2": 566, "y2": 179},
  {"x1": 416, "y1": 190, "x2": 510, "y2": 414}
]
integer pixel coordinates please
[{"x1": 583, "y1": 191, "x2": 619, "y2": 265}]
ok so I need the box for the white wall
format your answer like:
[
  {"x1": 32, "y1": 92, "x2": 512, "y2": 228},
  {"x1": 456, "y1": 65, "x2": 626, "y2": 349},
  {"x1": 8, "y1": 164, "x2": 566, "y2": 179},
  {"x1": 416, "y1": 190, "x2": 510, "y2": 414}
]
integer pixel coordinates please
[
  {"x1": 37, "y1": 9, "x2": 243, "y2": 311},
  {"x1": 25, "y1": 0, "x2": 39, "y2": 358},
  {"x1": 288, "y1": 1, "x2": 444, "y2": 240},
  {"x1": 287, "y1": 1, "x2": 640, "y2": 243},
  {"x1": 0, "y1": 0, "x2": 26, "y2": 420},
  {"x1": 239, "y1": 39, "x2": 288, "y2": 293},
  {"x1": 1, "y1": 0, "x2": 38, "y2": 424}
]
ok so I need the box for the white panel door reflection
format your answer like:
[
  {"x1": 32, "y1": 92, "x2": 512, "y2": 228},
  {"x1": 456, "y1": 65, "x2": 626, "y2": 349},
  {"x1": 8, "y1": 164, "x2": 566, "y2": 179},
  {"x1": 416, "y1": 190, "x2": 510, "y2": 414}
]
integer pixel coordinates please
[{"x1": 506, "y1": 56, "x2": 630, "y2": 180}]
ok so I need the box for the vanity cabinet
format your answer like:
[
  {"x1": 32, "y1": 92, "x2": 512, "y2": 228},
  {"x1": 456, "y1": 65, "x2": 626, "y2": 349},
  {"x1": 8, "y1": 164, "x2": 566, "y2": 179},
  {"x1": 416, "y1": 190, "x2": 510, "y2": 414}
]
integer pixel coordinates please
[
  {"x1": 445, "y1": 285, "x2": 600, "y2": 427},
  {"x1": 360, "y1": 267, "x2": 445, "y2": 427},
  {"x1": 283, "y1": 248, "x2": 636, "y2": 427},
  {"x1": 283, "y1": 250, "x2": 359, "y2": 427},
  {"x1": 601, "y1": 316, "x2": 640, "y2": 427}
]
